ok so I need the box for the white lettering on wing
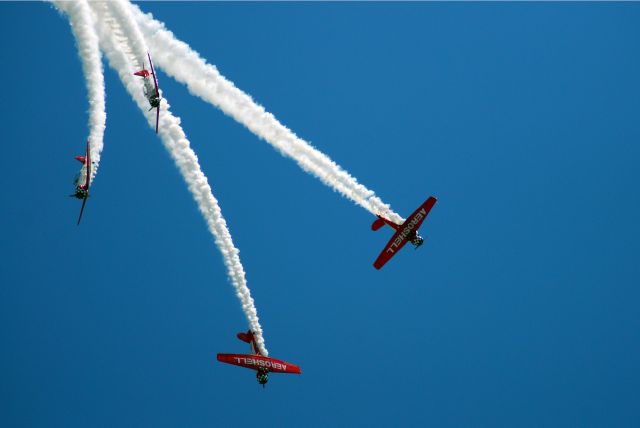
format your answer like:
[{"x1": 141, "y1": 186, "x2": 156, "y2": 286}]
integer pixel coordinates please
[
  {"x1": 385, "y1": 208, "x2": 427, "y2": 254},
  {"x1": 232, "y1": 356, "x2": 290, "y2": 371}
]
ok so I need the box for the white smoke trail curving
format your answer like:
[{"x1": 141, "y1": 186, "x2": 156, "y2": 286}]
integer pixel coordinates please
[
  {"x1": 54, "y1": 0, "x2": 106, "y2": 185},
  {"x1": 87, "y1": 0, "x2": 269, "y2": 355},
  {"x1": 127, "y1": 2, "x2": 405, "y2": 225}
]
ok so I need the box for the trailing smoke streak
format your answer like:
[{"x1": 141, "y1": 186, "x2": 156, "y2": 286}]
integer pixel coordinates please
[
  {"x1": 87, "y1": 1, "x2": 269, "y2": 355},
  {"x1": 54, "y1": 0, "x2": 106, "y2": 184},
  {"x1": 127, "y1": 2, "x2": 405, "y2": 225},
  {"x1": 105, "y1": 0, "x2": 148, "y2": 70}
]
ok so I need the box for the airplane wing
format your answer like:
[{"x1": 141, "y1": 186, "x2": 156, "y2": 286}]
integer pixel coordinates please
[
  {"x1": 148, "y1": 52, "x2": 159, "y2": 98},
  {"x1": 217, "y1": 353, "x2": 302, "y2": 374},
  {"x1": 77, "y1": 198, "x2": 88, "y2": 226},
  {"x1": 77, "y1": 141, "x2": 91, "y2": 226},
  {"x1": 155, "y1": 105, "x2": 160, "y2": 134},
  {"x1": 373, "y1": 231, "x2": 411, "y2": 269},
  {"x1": 404, "y1": 196, "x2": 437, "y2": 231},
  {"x1": 373, "y1": 196, "x2": 437, "y2": 269},
  {"x1": 148, "y1": 53, "x2": 160, "y2": 133},
  {"x1": 84, "y1": 140, "x2": 91, "y2": 189}
]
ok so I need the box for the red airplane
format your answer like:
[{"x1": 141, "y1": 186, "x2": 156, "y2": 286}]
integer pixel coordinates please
[
  {"x1": 371, "y1": 196, "x2": 437, "y2": 269},
  {"x1": 217, "y1": 331, "x2": 301, "y2": 387},
  {"x1": 71, "y1": 141, "x2": 91, "y2": 225},
  {"x1": 134, "y1": 52, "x2": 160, "y2": 133}
]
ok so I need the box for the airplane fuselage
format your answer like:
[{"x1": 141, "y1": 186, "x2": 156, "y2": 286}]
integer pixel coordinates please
[
  {"x1": 384, "y1": 207, "x2": 428, "y2": 255},
  {"x1": 372, "y1": 196, "x2": 436, "y2": 269},
  {"x1": 142, "y1": 79, "x2": 160, "y2": 108},
  {"x1": 217, "y1": 330, "x2": 302, "y2": 386}
]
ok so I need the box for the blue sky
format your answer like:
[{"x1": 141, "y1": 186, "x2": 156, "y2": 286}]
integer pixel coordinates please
[{"x1": 1, "y1": 2, "x2": 639, "y2": 427}]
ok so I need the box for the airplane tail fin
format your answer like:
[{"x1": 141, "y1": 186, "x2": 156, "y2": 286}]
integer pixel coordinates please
[{"x1": 237, "y1": 331, "x2": 254, "y2": 344}]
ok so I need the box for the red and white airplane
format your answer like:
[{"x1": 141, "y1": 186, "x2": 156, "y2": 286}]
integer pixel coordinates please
[
  {"x1": 134, "y1": 52, "x2": 160, "y2": 133},
  {"x1": 371, "y1": 196, "x2": 437, "y2": 269},
  {"x1": 217, "y1": 331, "x2": 301, "y2": 387},
  {"x1": 71, "y1": 140, "x2": 91, "y2": 225}
]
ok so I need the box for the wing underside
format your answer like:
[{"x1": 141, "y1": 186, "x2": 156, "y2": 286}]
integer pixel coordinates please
[
  {"x1": 77, "y1": 198, "x2": 88, "y2": 225},
  {"x1": 148, "y1": 52, "x2": 159, "y2": 98},
  {"x1": 148, "y1": 52, "x2": 160, "y2": 133},
  {"x1": 373, "y1": 232, "x2": 410, "y2": 269},
  {"x1": 77, "y1": 141, "x2": 91, "y2": 225},
  {"x1": 217, "y1": 353, "x2": 301, "y2": 374},
  {"x1": 372, "y1": 196, "x2": 437, "y2": 269},
  {"x1": 85, "y1": 140, "x2": 91, "y2": 188}
]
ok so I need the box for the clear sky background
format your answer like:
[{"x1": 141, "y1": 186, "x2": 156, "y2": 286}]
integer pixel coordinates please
[{"x1": 1, "y1": 2, "x2": 639, "y2": 427}]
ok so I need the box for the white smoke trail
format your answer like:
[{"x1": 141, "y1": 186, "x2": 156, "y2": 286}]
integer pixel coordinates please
[
  {"x1": 54, "y1": 0, "x2": 106, "y2": 184},
  {"x1": 128, "y1": 2, "x2": 405, "y2": 225},
  {"x1": 88, "y1": 1, "x2": 268, "y2": 355}
]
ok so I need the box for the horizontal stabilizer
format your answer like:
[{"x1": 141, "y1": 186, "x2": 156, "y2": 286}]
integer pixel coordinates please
[
  {"x1": 74, "y1": 155, "x2": 86, "y2": 164},
  {"x1": 237, "y1": 331, "x2": 253, "y2": 343},
  {"x1": 134, "y1": 70, "x2": 149, "y2": 78},
  {"x1": 371, "y1": 217, "x2": 386, "y2": 231}
]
